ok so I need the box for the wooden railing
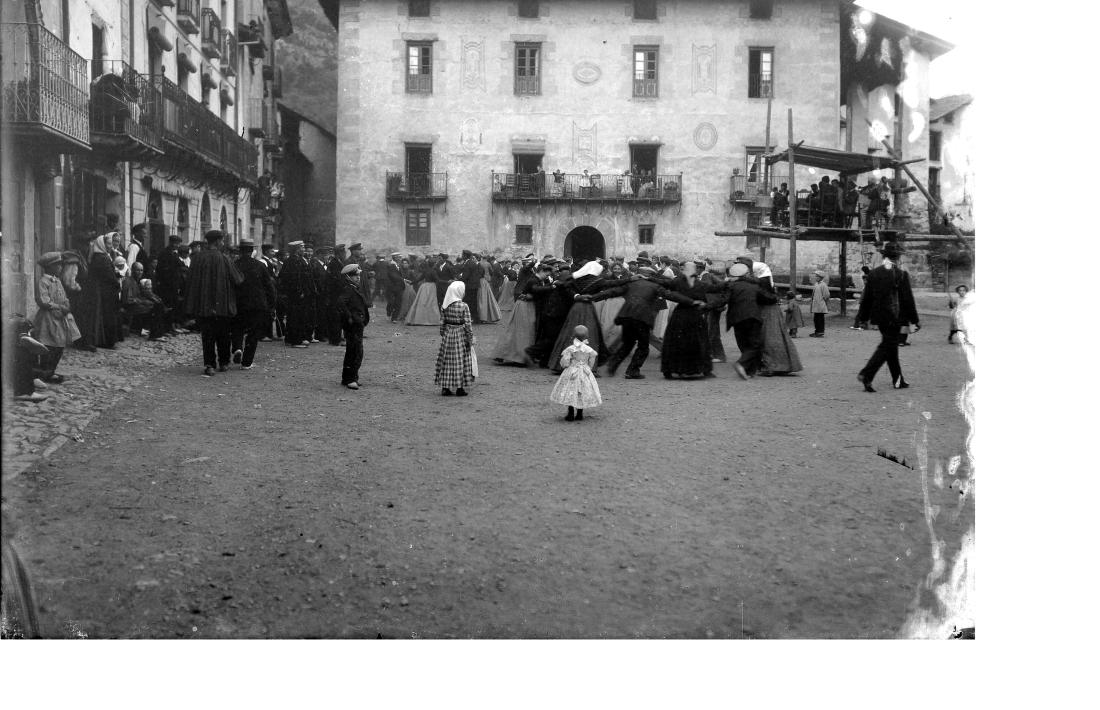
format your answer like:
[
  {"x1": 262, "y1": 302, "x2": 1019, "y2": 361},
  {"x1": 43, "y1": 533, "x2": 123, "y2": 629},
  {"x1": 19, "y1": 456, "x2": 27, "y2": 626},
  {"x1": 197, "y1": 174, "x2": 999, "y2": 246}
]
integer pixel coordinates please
[
  {"x1": 0, "y1": 22, "x2": 90, "y2": 150},
  {"x1": 492, "y1": 172, "x2": 682, "y2": 202}
]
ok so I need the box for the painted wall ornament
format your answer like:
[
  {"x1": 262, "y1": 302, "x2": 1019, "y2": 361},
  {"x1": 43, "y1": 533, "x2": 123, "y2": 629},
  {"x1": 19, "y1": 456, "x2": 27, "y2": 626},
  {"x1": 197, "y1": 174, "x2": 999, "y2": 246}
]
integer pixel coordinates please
[
  {"x1": 693, "y1": 122, "x2": 718, "y2": 151},
  {"x1": 573, "y1": 61, "x2": 602, "y2": 85},
  {"x1": 573, "y1": 122, "x2": 597, "y2": 166},
  {"x1": 460, "y1": 118, "x2": 481, "y2": 153},
  {"x1": 692, "y1": 44, "x2": 717, "y2": 94},
  {"x1": 461, "y1": 38, "x2": 485, "y2": 91}
]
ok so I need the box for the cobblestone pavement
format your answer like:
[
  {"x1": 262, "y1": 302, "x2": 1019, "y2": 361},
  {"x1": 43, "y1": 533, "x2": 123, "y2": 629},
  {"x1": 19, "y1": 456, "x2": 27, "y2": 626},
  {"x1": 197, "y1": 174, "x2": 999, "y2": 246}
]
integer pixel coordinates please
[
  {"x1": 3, "y1": 334, "x2": 200, "y2": 482},
  {"x1": 3, "y1": 312, "x2": 974, "y2": 639}
]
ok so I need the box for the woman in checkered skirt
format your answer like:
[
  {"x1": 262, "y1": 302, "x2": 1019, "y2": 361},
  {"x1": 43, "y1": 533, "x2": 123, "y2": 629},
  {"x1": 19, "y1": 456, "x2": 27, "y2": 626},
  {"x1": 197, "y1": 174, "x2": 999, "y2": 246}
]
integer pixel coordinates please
[{"x1": 435, "y1": 281, "x2": 475, "y2": 396}]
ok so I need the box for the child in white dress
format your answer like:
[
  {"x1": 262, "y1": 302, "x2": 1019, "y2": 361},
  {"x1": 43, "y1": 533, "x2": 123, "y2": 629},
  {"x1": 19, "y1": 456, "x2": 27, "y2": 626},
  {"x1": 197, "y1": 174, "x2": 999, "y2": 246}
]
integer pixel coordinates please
[{"x1": 550, "y1": 325, "x2": 603, "y2": 421}]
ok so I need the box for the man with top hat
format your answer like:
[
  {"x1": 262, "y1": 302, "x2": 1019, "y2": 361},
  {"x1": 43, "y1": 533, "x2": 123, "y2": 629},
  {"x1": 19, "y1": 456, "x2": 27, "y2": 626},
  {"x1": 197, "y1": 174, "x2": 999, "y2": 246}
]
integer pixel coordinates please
[
  {"x1": 855, "y1": 242, "x2": 918, "y2": 392},
  {"x1": 230, "y1": 239, "x2": 277, "y2": 369},
  {"x1": 279, "y1": 240, "x2": 316, "y2": 348},
  {"x1": 335, "y1": 261, "x2": 369, "y2": 390},
  {"x1": 385, "y1": 252, "x2": 406, "y2": 322},
  {"x1": 184, "y1": 230, "x2": 244, "y2": 376}
]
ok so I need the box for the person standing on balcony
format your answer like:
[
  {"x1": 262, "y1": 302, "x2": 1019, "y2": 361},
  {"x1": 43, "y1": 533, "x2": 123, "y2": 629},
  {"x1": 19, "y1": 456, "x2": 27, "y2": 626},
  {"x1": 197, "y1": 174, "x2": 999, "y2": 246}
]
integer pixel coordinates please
[
  {"x1": 279, "y1": 241, "x2": 315, "y2": 348},
  {"x1": 184, "y1": 230, "x2": 244, "y2": 376}
]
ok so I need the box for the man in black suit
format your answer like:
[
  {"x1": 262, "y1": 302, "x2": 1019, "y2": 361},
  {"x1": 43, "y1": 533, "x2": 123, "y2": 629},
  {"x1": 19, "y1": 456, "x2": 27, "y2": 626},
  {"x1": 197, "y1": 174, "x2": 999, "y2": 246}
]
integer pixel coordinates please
[
  {"x1": 385, "y1": 252, "x2": 406, "y2": 322},
  {"x1": 459, "y1": 250, "x2": 482, "y2": 323},
  {"x1": 335, "y1": 262, "x2": 370, "y2": 390},
  {"x1": 308, "y1": 244, "x2": 330, "y2": 342},
  {"x1": 856, "y1": 242, "x2": 919, "y2": 392},
  {"x1": 581, "y1": 266, "x2": 701, "y2": 379},
  {"x1": 435, "y1": 253, "x2": 455, "y2": 308},
  {"x1": 725, "y1": 262, "x2": 769, "y2": 379},
  {"x1": 230, "y1": 239, "x2": 277, "y2": 369}
]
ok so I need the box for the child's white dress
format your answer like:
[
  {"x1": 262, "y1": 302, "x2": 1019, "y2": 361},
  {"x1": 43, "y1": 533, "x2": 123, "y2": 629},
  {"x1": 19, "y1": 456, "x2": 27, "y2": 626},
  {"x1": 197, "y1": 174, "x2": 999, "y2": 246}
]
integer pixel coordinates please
[{"x1": 550, "y1": 339, "x2": 603, "y2": 409}]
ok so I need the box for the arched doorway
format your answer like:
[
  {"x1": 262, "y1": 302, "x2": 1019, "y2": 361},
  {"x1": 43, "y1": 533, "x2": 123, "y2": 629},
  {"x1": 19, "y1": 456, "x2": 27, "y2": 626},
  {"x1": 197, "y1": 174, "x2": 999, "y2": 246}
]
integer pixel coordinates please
[
  {"x1": 563, "y1": 226, "x2": 605, "y2": 261},
  {"x1": 199, "y1": 192, "x2": 211, "y2": 235}
]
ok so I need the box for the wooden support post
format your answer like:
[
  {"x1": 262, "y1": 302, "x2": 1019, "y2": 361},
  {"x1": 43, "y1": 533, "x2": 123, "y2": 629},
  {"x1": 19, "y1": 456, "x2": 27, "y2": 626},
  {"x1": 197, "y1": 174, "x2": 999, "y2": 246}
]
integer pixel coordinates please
[
  {"x1": 787, "y1": 108, "x2": 797, "y2": 292},
  {"x1": 763, "y1": 94, "x2": 773, "y2": 190},
  {"x1": 839, "y1": 234, "x2": 848, "y2": 316}
]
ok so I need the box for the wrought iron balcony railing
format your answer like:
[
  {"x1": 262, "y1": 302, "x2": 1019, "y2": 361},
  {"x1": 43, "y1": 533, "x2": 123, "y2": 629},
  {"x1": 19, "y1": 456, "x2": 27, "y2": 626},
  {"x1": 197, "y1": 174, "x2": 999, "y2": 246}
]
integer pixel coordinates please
[
  {"x1": 177, "y1": 0, "x2": 200, "y2": 35},
  {"x1": 90, "y1": 60, "x2": 163, "y2": 157},
  {"x1": 633, "y1": 78, "x2": 658, "y2": 98},
  {"x1": 748, "y1": 73, "x2": 773, "y2": 99},
  {"x1": 491, "y1": 172, "x2": 682, "y2": 203},
  {"x1": 386, "y1": 172, "x2": 448, "y2": 201},
  {"x1": 201, "y1": 8, "x2": 222, "y2": 59},
  {"x1": 156, "y1": 75, "x2": 257, "y2": 185},
  {"x1": 0, "y1": 22, "x2": 90, "y2": 152}
]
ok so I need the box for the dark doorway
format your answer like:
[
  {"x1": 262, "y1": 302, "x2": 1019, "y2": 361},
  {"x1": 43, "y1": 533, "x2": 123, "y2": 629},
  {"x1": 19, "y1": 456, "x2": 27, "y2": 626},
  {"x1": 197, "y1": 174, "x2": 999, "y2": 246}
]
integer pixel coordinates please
[
  {"x1": 630, "y1": 144, "x2": 659, "y2": 177},
  {"x1": 406, "y1": 144, "x2": 432, "y2": 196},
  {"x1": 563, "y1": 226, "x2": 605, "y2": 261}
]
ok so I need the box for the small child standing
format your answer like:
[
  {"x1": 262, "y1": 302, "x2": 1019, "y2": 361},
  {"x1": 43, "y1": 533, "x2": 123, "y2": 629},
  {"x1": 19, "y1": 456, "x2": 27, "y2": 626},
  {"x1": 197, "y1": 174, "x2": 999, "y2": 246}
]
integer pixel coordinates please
[
  {"x1": 550, "y1": 325, "x2": 602, "y2": 421},
  {"x1": 784, "y1": 291, "x2": 805, "y2": 337}
]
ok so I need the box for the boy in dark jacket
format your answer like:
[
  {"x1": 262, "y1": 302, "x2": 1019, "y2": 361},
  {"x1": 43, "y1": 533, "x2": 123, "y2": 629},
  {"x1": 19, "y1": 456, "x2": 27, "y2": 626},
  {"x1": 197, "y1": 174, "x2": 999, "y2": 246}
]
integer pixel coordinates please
[{"x1": 336, "y1": 263, "x2": 369, "y2": 390}]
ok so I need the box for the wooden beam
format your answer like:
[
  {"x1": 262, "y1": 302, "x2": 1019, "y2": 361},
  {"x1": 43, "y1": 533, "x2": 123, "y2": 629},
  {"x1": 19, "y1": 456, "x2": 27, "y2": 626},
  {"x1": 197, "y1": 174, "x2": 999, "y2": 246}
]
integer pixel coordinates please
[
  {"x1": 839, "y1": 233, "x2": 847, "y2": 316},
  {"x1": 788, "y1": 108, "x2": 797, "y2": 290}
]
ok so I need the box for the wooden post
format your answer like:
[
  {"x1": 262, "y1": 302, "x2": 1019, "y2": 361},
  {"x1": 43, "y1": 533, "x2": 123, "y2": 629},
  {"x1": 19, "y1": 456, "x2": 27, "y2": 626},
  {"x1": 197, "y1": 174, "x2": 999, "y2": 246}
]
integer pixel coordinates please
[
  {"x1": 839, "y1": 234, "x2": 847, "y2": 316},
  {"x1": 787, "y1": 108, "x2": 797, "y2": 293},
  {"x1": 763, "y1": 95, "x2": 772, "y2": 189}
]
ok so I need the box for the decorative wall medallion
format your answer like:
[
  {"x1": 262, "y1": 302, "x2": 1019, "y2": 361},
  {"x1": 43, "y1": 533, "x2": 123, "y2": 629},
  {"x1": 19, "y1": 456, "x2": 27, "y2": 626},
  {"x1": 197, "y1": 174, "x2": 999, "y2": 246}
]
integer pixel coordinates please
[
  {"x1": 692, "y1": 44, "x2": 717, "y2": 94},
  {"x1": 573, "y1": 61, "x2": 602, "y2": 85},
  {"x1": 461, "y1": 38, "x2": 485, "y2": 91},
  {"x1": 693, "y1": 122, "x2": 718, "y2": 151},
  {"x1": 573, "y1": 122, "x2": 597, "y2": 166},
  {"x1": 460, "y1": 118, "x2": 481, "y2": 153}
]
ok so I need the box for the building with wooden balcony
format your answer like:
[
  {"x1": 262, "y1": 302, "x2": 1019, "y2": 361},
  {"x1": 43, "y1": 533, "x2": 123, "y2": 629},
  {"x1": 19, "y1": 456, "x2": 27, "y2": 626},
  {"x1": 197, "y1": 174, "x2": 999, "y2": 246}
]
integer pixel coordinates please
[
  {"x1": 1, "y1": 0, "x2": 294, "y2": 340},
  {"x1": 322, "y1": 0, "x2": 952, "y2": 268}
]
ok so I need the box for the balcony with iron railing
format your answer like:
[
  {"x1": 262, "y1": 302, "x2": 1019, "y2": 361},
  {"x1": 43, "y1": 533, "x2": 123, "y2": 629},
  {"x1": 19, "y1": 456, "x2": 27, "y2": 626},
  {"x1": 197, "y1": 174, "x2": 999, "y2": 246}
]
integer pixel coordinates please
[
  {"x1": 201, "y1": 8, "x2": 222, "y2": 59},
  {"x1": 491, "y1": 171, "x2": 682, "y2": 203},
  {"x1": 177, "y1": 0, "x2": 201, "y2": 34},
  {"x1": 385, "y1": 172, "x2": 448, "y2": 201},
  {"x1": 90, "y1": 60, "x2": 163, "y2": 158},
  {"x1": 748, "y1": 73, "x2": 773, "y2": 99},
  {"x1": 0, "y1": 22, "x2": 90, "y2": 152},
  {"x1": 156, "y1": 74, "x2": 257, "y2": 185}
]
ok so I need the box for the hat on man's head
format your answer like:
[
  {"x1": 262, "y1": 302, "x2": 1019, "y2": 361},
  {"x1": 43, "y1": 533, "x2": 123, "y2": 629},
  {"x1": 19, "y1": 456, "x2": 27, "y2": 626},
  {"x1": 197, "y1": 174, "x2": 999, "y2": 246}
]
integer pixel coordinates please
[
  {"x1": 348, "y1": 243, "x2": 362, "y2": 251},
  {"x1": 204, "y1": 229, "x2": 226, "y2": 243},
  {"x1": 391, "y1": 252, "x2": 404, "y2": 259},
  {"x1": 239, "y1": 239, "x2": 256, "y2": 249},
  {"x1": 261, "y1": 243, "x2": 274, "y2": 251},
  {"x1": 880, "y1": 242, "x2": 902, "y2": 260},
  {"x1": 37, "y1": 252, "x2": 63, "y2": 268},
  {"x1": 335, "y1": 243, "x2": 347, "y2": 251},
  {"x1": 303, "y1": 241, "x2": 315, "y2": 249},
  {"x1": 813, "y1": 269, "x2": 825, "y2": 279},
  {"x1": 729, "y1": 263, "x2": 750, "y2": 277},
  {"x1": 341, "y1": 263, "x2": 361, "y2": 275},
  {"x1": 315, "y1": 244, "x2": 333, "y2": 253},
  {"x1": 189, "y1": 241, "x2": 203, "y2": 249},
  {"x1": 168, "y1": 235, "x2": 183, "y2": 244},
  {"x1": 287, "y1": 240, "x2": 304, "y2": 248}
]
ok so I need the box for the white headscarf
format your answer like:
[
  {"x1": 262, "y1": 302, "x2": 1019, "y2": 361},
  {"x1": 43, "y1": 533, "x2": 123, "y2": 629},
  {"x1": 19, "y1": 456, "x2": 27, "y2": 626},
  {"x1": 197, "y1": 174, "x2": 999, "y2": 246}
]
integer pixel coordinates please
[
  {"x1": 572, "y1": 261, "x2": 604, "y2": 279},
  {"x1": 752, "y1": 262, "x2": 773, "y2": 280},
  {"x1": 441, "y1": 281, "x2": 466, "y2": 310}
]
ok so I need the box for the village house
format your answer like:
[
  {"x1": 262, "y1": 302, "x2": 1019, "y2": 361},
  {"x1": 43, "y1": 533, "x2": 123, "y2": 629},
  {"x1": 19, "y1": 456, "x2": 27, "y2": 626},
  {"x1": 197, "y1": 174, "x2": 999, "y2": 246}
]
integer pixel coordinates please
[
  {"x1": 320, "y1": 0, "x2": 952, "y2": 275},
  {"x1": 927, "y1": 93, "x2": 974, "y2": 235}
]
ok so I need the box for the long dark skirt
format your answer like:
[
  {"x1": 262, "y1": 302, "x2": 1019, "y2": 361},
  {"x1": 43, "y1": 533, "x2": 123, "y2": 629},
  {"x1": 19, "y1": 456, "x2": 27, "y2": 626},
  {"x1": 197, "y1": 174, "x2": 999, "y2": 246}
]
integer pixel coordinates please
[
  {"x1": 661, "y1": 304, "x2": 712, "y2": 377},
  {"x1": 548, "y1": 302, "x2": 607, "y2": 374},
  {"x1": 760, "y1": 304, "x2": 803, "y2": 374}
]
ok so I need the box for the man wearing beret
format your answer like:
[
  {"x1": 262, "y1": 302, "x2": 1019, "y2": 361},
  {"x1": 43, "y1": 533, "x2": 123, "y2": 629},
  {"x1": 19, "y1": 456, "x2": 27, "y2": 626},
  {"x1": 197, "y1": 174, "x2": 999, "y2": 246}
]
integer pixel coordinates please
[
  {"x1": 230, "y1": 239, "x2": 277, "y2": 369},
  {"x1": 855, "y1": 242, "x2": 918, "y2": 392},
  {"x1": 184, "y1": 230, "x2": 244, "y2": 376},
  {"x1": 279, "y1": 240, "x2": 316, "y2": 348},
  {"x1": 335, "y1": 262, "x2": 369, "y2": 390}
]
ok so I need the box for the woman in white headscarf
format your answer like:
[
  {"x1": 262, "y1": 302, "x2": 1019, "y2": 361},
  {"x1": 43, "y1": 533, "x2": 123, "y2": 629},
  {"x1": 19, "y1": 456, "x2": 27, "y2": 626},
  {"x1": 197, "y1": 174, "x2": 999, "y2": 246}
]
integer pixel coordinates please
[
  {"x1": 434, "y1": 281, "x2": 475, "y2": 396},
  {"x1": 753, "y1": 261, "x2": 802, "y2": 375},
  {"x1": 87, "y1": 234, "x2": 121, "y2": 348},
  {"x1": 547, "y1": 259, "x2": 610, "y2": 375}
]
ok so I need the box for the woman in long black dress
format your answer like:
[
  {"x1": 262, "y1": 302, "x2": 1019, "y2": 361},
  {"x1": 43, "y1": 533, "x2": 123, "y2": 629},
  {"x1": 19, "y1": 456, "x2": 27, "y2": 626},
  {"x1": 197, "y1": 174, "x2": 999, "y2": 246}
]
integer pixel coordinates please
[
  {"x1": 659, "y1": 260, "x2": 721, "y2": 379},
  {"x1": 752, "y1": 261, "x2": 802, "y2": 375},
  {"x1": 87, "y1": 234, "x2": 121, "y2": 349},
  {"x1": 547, "y1": 260, "x2": 610, "y2": 375}
]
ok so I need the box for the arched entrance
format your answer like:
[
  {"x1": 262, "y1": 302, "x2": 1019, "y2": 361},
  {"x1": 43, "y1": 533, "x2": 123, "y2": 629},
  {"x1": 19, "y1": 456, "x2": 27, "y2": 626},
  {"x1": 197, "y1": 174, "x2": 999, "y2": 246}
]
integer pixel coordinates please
[{"x1": 563, "y1": 226, "x2": 605, "y2": 261}]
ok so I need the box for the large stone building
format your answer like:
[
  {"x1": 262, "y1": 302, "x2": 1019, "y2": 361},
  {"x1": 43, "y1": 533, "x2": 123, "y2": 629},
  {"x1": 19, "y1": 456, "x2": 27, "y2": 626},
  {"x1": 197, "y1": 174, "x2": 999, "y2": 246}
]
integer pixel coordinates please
[
  {"x1": 1, "y1": 0, "x2": 293, "y2": 322},
  {"x1": 321, "y1": 0, "x2": 951, "y2": 274}
]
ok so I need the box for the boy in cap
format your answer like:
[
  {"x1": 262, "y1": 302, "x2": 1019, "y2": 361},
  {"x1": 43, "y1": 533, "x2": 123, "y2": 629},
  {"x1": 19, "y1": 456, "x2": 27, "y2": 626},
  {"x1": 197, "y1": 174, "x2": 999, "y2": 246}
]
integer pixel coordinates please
[
  {"x1": 33, "y1": 252, "x2": 80, "y2": 382},
  {"x1": 336, "y1": 262, "x2": 369, "y2": 389}
]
